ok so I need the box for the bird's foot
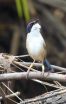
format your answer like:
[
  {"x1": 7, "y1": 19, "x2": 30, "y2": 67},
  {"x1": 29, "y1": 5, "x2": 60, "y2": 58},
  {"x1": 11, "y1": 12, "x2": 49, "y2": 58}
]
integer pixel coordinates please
[{"x1": 41, "y1": 66, "x2": 50, "y2": 77}]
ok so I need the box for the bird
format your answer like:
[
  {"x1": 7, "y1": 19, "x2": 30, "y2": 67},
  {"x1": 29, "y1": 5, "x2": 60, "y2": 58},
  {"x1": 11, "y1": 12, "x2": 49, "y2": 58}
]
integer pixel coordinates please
[{"x1": 26, "y1": 19, "x2": 52, "y2": 74}]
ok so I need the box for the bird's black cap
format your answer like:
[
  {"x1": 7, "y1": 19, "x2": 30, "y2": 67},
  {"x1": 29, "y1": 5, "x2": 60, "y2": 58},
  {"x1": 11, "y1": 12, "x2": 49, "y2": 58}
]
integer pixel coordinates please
[{"x1": 27, "y1": 19, "x2": 39, "y2": 33}]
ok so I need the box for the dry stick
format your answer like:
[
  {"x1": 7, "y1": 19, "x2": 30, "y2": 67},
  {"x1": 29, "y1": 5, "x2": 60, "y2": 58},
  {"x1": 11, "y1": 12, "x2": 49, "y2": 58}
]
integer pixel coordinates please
[
  {"x1": 14, "y1": 62, "x2": 60, "y2": 89},
  {"x1": 20, "y1": 61, "x2": 66, "y2": 72},
  {"x1": 0, "y1": 86, "x2": 5, "y2": 95},
  {"x1": 19, "y1": 88, "x2": 66, "y2": 104},
  {"x1": 51, "y1": 65, "x2": 66, "y2": 71},
  {"x1": 0, "y1": 86, "x2": 6, "y2": 99},
  {"x1": 32, "y1": 79, "x2": 65, "y2": 89},
  {"x1": 57, "y1": 71, "x2": 66, "y2": 74},
  {"x1": 7, "y1": 97, "x2": 18, "y2": 104},
  {"x1": 19, "y1": 62, "x2": 66, "y2": 88},
  {"x1": 14, "y1": 61, "x2": 62, "y2": 89},
  {"x1": 0, "y1": 66, "x2": 65, "y2": 89},
  {"x1": 13, "y1": 61, "x2": 37, "y2": 72},
  {"x1": 14, "y1": 61, "x2": 48, "y2": 91},
  {"x1": 20, "y1": 62, "x2": 42, "y2": 67},
  {"x1": 14, "y1": 62, "x2": 65, "y2": 87},
  {"x1": 53, "y1": 81, "x2": 62, "y2": 87},
  {"x1": 1, "y1": 53, "x2": 66, "y2": 72},
  {"x1": 16, "y1": 62, "x2": 59, "y2": 90},
  {"x1": 0, "y1": 92, "x2": 20, "y2": 100},
  {"x1": 15, "y1": 54, "x2": 29, "y2": 58},
  {"x1": 0, "y1": 86, "x2": 8, "y2": 104},
  {"x1": 0, "y1": 58, "x2": 65, "y2": 88},
  {"x1": 0, "y1": 72, "x2": 66, "y2": 82},
  {"x1": 0, "y1": 85, "x2": 19, "y2": 104},
  {"x1": 1, "y1": 82, "x2": 23, "y2": 102},
  {"x1": 12, "y1": 62, "x2": 24, "y2": 72}
]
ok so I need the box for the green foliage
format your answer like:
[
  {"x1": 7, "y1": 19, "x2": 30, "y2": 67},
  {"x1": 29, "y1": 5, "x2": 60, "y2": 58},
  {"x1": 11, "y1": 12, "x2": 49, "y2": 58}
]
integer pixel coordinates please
[
  {"x1": 15, "y1": 0, "x2": 30, "y2": 22},
  {"x1": 22, "y1": 0, "x2": 30, "y2": 22},
  {"x1": 15, "y1": 0, "x2": 23, "y2": 18}
]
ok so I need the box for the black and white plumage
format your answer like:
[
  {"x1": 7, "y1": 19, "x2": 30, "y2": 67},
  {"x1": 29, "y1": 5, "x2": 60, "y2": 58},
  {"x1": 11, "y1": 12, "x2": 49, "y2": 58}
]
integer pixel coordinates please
[{"x1": 26, "y1": 20, "x2": 52, "y2": 72}]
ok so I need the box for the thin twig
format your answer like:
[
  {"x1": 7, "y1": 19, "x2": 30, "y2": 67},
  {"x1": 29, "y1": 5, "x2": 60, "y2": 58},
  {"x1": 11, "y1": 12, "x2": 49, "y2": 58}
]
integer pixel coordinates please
[
  {"x1": 12, "y1": 62, "x2": 24, "y2": 72},
  {"x1": 32, "y1": 79, "x2": 64, "y2": 89},
  {"x1": 13, "y1": 61, "x2": 37, "y2": 72},
  {"x1": 15, "y1": 54, "x2": 29, "y2": 58},
  {"x1": 19, "y1": 61, "x2": 66, "y2": 72},
  {"x1": 1, "y1": 82, "x2": 23, "y2": 102},
  {"x1": 7, "y1": 97, "x2": 18, "y2": 104},
  {"x1": 0, "y1": 92, "x2": 20, "y2": 100}
]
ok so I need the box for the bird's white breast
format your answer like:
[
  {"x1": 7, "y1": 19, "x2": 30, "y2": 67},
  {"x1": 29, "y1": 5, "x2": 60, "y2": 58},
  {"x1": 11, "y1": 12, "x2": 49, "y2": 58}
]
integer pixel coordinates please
[{"x1": 26, "y1": 32, "x2": 46, "y2": 61}]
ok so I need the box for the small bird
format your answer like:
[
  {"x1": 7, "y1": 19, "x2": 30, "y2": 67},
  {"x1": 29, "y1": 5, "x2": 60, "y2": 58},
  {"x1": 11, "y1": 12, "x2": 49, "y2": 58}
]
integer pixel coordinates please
[{"x1": 26, "y1": 19, "x2": 52, "y2": 73}]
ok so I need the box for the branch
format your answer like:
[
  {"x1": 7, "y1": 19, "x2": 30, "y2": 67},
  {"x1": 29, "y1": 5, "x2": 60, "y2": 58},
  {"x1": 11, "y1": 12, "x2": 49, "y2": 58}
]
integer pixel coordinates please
[
  {"x1": 0, "y1": 72, "x2": 66, "y2": 82},
  {"x1": 0, "y1": 92, "x2": 20, "y2": 101},
  {"x1": 15, "y1": 61, "x2": 66, "y2": 72},
  {"x1": 18, "y1": 88, "x2": 66, "y2": 104},
  {"x1": 0, "y1": 53, "x2": 66, "y2": 72}
]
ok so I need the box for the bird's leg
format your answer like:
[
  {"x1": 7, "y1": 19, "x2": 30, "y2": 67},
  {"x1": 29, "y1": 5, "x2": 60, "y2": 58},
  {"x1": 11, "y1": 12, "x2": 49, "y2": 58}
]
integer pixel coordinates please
[
  {"x1": 42, "y1": 60, "x2": 45, "y2": 75},
  {"x1": 27, "y1": 60, "x2": 35, "y2": 78},
  {"x1": 42, "y1": 64, "x2": 45, "y2": 74}
]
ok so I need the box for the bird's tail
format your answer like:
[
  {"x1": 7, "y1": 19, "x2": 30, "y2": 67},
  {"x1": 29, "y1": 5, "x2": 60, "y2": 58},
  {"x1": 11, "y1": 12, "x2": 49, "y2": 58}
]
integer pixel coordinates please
[{"x1": 43, "y1": 59, "x2": 53, "y2": 72}]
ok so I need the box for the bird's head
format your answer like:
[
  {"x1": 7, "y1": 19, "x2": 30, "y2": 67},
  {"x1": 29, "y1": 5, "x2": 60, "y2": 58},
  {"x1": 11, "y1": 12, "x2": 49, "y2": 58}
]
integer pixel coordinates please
[{"x1": 27, "y1": 19, "x2": 41, "y2": 33}]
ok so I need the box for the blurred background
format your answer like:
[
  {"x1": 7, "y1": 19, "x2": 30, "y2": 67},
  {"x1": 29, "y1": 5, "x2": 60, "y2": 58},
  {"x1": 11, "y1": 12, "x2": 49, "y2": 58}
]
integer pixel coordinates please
[{"x1": 0, "y1": 0, "x2": 66, "y2": 101}]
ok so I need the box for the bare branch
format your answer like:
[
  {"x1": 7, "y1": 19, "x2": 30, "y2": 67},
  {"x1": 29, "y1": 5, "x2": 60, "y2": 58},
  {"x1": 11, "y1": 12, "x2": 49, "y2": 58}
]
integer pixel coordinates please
[
  {"x1": 0, "y1": 92, "x2": 20, "y2": 101},
  {"x1": 18, "y1": 88, "x2": 66, "y2": 104},
  {"x1": 0, "y1": 72, "x2": 66, "y2": 82},
  {"x1": 1, "y1": 82, "x2": 23, "y2": 102},
  {"x1": 15, "y1": 61, "x2": 66, "y2": 72}
]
